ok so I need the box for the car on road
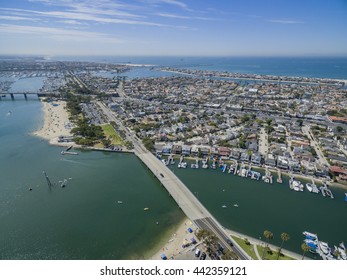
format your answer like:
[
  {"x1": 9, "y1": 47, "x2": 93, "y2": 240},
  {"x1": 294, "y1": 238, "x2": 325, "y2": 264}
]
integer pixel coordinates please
[
  {"x1": 226, "y1": 239, "x2": 233, "y2": 246},
  {"x1": 160, "y1": 173, "x2": 164, "y2": 178},
  {"x1": 195, "y1": 249, "x2": 201, "y2": 258},
  {"x1": 200, "y1": 252, "x2": 206, "y2": 260}
]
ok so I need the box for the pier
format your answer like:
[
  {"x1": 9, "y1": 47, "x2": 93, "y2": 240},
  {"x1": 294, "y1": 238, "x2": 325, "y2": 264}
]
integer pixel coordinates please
[
  {"x1": 277, "y1": 168, "x2": 283, "y2": 183},
  {"x1": 97, "y1": 101, "x2": 250, "y2": 260}
]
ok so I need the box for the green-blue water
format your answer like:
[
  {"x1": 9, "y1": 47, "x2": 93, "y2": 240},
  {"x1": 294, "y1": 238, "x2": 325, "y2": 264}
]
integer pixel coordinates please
[
  {"x1": 166, "y1": 163, "x2": 347, "y2": 258},
  {"x1": 0, "y1": 100, "x2": 184, "y2": 259}
]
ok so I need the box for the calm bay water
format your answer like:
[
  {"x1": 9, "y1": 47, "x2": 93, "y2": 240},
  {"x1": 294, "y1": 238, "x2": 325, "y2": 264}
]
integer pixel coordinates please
[{"x1": 0, "y1": 101, "x2": 184, "y2": 259}]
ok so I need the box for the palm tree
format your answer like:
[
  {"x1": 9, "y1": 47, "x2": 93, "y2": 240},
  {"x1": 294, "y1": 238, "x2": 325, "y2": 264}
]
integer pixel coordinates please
[
  {"x1": 262, "y1": 230, "x2": 274, "y2": 259},
  {"x1": 277, "y1": 232, "x2": 290, "y2": 260},
  {"x1": 301, "y1": 243, "x2": 309, "y2": 260}
]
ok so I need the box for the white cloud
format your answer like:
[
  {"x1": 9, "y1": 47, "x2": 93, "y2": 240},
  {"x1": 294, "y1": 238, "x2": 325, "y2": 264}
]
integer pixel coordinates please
[
  {"x1": 157, "y1": 12, "x2": 214, "y2": 21},
  {"x1": 0, "y1": 8, "x2": 166, "y2": 27},
  {"x1": 0, "y1": 24, "x2": 123, "y2": 43},
  {"x1": 0, "y1": 15, "x2": 38, "y2": 21},
  {"x1": 268, "y1": 19, "x2": 305, "y2": 24}
]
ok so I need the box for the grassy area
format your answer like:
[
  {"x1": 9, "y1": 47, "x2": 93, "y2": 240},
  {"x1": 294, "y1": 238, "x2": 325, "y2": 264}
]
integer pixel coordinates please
[
  {"x1": 256, "y1": 245, "x2": 294, "y2": 260},
  {"x1": 101, "y1": 124, "x2": 124, "y2": 146},
  {"x1": 231, "y1": 236, "x2": 258, "y2": 260}
]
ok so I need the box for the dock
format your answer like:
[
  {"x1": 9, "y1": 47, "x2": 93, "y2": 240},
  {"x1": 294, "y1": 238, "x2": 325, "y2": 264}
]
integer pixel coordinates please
[
  {"x1": 61, "y1": 145, "x2": 78, "y2": 155},
  {"x1": 277, "y1": 168, "x2": 283, "y2": 183}
]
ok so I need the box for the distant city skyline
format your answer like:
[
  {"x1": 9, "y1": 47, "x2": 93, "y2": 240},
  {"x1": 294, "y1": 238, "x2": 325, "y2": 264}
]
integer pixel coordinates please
[{"x1": 1, "y1": 0, "x2": 347, "y2": 57}]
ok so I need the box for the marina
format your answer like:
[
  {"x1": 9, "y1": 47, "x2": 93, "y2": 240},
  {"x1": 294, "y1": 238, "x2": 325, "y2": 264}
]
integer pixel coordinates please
[
  {"x1": 160, "y1": 154, "x2": 346, "y2": 204},
  {"x1": 165, "y1": 157, "x2": 347, "y2": 258},
  {"x1": 302, "y1": 230, "x2": 346, "y2": 260}
]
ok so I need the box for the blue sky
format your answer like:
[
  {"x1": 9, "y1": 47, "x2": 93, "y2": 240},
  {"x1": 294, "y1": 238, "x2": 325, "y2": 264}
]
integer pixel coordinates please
[{"x1": 0, "y1": 0, "x2": 346, "y2": 56}]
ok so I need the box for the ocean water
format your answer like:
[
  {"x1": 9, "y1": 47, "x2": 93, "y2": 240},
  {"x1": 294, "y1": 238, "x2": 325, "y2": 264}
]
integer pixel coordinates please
[{"x1": 54, "y1": 56, "x2": 347, "y2": 79}]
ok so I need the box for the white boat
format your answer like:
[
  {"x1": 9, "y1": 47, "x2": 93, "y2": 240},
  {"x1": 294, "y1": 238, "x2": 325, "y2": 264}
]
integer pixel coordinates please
[
  {"x1": 202, "y1": 163, "x2": 208, "y2": 169},
  {"x1": 222, "y1": 205, "x2": 227, "y2": 208},
  {"x1": 306, "y1": 183, "x2": 313, "y2": 192},
  {"x1": 318, "y1": 241, "x2": 331, "y2": 255},
  {"x1": 60, "y1": 179, "x2": 67, "y2": 188},
  {"x1": 233, "y1": 204, "x2": 239, "y2": 207},
  {"x1": 181, "y1": 162, "x2": 187, "y2": 168},
  {"x1": 117, "y1": 201, "x2": 123, "y2": 204},
  {"x1": 337, "y1": 242, "x2": 347, "y2": 260},
  {"x1": 303, "y1": 231, "x2": 318, "y2": 241},
  {"x1": 292, "y1": 179, "x2": 304, "y2": 191}
]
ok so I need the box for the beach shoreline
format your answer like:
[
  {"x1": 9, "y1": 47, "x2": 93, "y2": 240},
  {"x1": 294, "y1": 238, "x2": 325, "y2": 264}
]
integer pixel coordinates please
[
  {"x1": 148, "y1": 217, "x2": 198, "y2": 260},
  {"x1": 32, "y1": 99, "x2": 74, "y2": 147}
]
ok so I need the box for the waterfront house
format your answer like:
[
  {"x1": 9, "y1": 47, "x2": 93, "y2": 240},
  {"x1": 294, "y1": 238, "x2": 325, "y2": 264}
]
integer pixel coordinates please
[
  {"x1": 265, "y1": 154, "x2": 277, "y2": 167},
  {"x1": 154, "y1": 143, "x2": 164, "y2": 154},
  {"x1": 218, "y1": 147, "x2": 231, "y2": 158},
  {"x1": 199, "y1": 145, "x2": 211, "y2": 156},
  {"x1": 211, "y1": 147, "x2": 219, "y2": 157},
  {"x1": 191, "y1": 145, "x2": 199, "y2": 156},
  {"x1": 240, "y1": 152, "x2": 250, "y2": 162},
  {"x1": 315, "y1": 164, "x2": 329, "y2": 177},
  {"x1": 181, "y1": 145, "x2": 191, "y2": 156},
  {"x1": 277, "y1": 156, "x2": 289, "y2": 169},
  {"x1": 288, "y1": 159, "x2": 301, "y2": 172},
  {"x1": 162, "y1": 144, "x2": 173, "y2": 155},
  {"x1": 172, "y1": 145, "x2": 182, "y2": 155},
  {"x1": 230, "y1": 149, "x2": 241, "y2": 160},
  {"x1": 251, "y1": 153, "x2": 262, "y2": 165}
]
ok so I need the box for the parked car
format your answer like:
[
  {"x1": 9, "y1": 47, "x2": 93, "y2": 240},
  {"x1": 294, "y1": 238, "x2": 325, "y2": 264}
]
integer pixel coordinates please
[
  {"x1": 195, "y1": 249, "x2": 201, "y2": 257},
  {"x1": 200, "y1": 252, "x2": 206, "y2": 260}
]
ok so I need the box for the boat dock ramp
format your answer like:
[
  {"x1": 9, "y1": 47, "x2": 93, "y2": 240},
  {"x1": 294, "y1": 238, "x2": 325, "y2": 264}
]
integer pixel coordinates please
[
  {"x1": 276, "y1": 168, "x2": 282, "y2": 183},
  {"x1": 262, "y1": 167, "x2": 273, "y2": 183},
  {"x1": 320, "y1": 182, "x2": 334, "y2": 199},
  {"x1": 61, "y1": 145, "x2": 78, "y2": 155}
]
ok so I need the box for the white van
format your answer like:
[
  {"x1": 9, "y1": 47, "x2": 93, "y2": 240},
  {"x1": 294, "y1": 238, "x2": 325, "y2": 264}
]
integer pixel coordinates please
[{"x1": 195, "y1": 249, "x2": 201, "y2": 257}]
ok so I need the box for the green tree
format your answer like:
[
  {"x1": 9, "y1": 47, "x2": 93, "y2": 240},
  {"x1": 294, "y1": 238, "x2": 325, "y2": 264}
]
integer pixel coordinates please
[
  {"x1": 196, "y1": 229, "x2": 218, "y2": 255},
  {"x1": 266, "y1": 118, "x2": 272, "y2": 126},
  {"x1": 262, "y1": 230, "x2": 274, "y2": 259},
  {"x1": 241, "y1": 114, "x2": 250, "y2": 123},
  {"x1": 301, "y1": 243, "x2": 309, "y2": 260},
  {"x1": 256, "y1": 118, "x2": 263, "y2": 125},
  {"x1": 221, "y1": 251, "x2": 239, "y2": 260},
  {"x1": 336, "y1": 126, "x2": 344, "y2": 133},
  {"x1": 277, "y1": 232, "x2": 290, "y2": 260},
  {"x1": 142, "y1": 137, "x2": 154, "y2": 151}
]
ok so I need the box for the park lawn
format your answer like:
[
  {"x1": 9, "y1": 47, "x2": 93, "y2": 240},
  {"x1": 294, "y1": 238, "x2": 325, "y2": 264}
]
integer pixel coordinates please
[
  {"x1": 231, "y1": 236, "x2": 258, "y2": 260},
  {"x1": 101, "y1": 124, "x2": 124, "y2": 146},
  {"x1": 256, "y1": 245, "x2": 294, "y2": 260}
]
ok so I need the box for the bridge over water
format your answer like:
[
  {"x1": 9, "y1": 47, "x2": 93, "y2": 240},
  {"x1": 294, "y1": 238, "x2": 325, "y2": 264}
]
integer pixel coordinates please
[
  {"x1": 0, "y1": 92, "x2": 54, "y2": 100},
  {"x1": 97, "y1": 101, "x2": 250, "y2": 260}
]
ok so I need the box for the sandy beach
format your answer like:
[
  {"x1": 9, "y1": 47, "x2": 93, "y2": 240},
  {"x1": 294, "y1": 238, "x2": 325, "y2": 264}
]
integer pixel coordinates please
[
  {"x1": 33, "y1": 100, "x2": 74, "y2": 146},
  {"x1": 149, "y1": 218, "x2": 199, "y2": 260}
]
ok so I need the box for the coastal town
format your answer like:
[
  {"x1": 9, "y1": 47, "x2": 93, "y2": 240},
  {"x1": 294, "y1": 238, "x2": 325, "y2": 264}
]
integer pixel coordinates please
[{"x1": 1, "y1": 58, "x2": 347, "y2": 260}]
